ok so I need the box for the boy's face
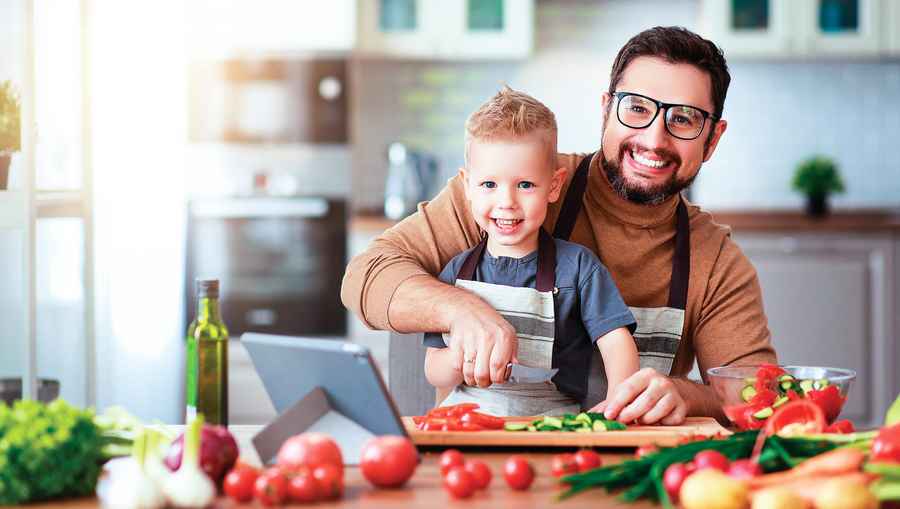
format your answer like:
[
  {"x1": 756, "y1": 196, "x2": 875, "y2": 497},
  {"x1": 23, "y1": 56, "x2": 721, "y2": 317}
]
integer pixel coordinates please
[{"x1": 462, "y1": 138, "x2": 566, "y2": 258}]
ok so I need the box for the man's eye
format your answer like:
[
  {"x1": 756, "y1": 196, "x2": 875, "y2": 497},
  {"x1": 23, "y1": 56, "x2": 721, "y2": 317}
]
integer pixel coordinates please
[
  {"x1": 518, "y1": 181, "x2": 535, "y2": 189},
  {"x1": 480, "y1": 181, "x2": 496, "y2": 189}
]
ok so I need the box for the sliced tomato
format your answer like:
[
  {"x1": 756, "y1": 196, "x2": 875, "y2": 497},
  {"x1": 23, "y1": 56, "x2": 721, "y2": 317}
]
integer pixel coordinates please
[
  {"x1": 806, "y1": 385, "x2": 845, "y2": 423},
  {"x1": 754, "y1": 364, "x2": 787, "y2": 392},
  {"x1": 785, "y1": 389, "x2": 802, "y2": 401},
  {"x1": 750, "y1": 388, "x2": 778, "y2": 407},
  {"x1": 764, "y1": 400, "x2": 826, "y2": 436},
  {"x1": 460, "y1": 411, "x2": 505, "y2": 430},
  {"x1": 426, "y1": 403, "x2": 480, "y2": 418},
  {"x1": 724, "y1": 403, "x2": 767, "y2": 431},
  {"x1": 824, "y1": 419, "x2": 855, "y2": 434},
  {"x1": 420, "y1": 419, "x2": 445, "y2": 431}
]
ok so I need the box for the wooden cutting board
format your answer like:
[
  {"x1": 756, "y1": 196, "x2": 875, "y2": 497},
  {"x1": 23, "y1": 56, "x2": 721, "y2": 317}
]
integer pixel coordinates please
[{"x1": 403, "y1": 416, "x2": 730, "y2": 448}]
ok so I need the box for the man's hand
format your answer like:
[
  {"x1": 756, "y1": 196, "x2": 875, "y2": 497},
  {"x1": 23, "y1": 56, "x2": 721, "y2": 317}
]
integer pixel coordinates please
[
  {"x1": 599, "y1": 368, "x2": 687, "y2": 425},
  {"x1": 448, "y1": 299, "x2": 518, "y2": 388}
]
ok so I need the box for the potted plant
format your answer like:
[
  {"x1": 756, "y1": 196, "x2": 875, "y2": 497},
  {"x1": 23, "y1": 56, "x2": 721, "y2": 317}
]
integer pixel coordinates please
[
  {"x1": 791, "y1": 155, "x2": 845, "y2": 217},
  {"x1": 0, "y1": 80, "x2": 22, "y2": 190}
]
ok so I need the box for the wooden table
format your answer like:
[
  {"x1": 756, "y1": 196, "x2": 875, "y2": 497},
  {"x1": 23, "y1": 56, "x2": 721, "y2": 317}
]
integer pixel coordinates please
[{"x1": 30, "y1": 426, "x2": 661, "y2": 508}]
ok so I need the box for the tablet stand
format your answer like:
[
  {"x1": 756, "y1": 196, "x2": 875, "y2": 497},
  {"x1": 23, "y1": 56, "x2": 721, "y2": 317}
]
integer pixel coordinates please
[{"x1": 251, "y1": 386, "x2": 375, "y2": 466}]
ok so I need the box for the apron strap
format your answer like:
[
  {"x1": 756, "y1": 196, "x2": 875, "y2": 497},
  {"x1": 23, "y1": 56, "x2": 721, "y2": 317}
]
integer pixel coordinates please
[
  {"x1": 552, "y1": 153, "x2": 593, "y2": 240},
  {"x1": 667, "y1": 198, "x2": 691, "y2": 310},
  {"x1": 456, "y1": 229, "x2": 557, "y2": 293}
]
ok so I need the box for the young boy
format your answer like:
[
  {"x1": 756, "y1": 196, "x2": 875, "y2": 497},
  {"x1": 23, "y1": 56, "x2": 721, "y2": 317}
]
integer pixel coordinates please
[{"x1": 423, "y1": 87, "x2": 640, "y2": 416}]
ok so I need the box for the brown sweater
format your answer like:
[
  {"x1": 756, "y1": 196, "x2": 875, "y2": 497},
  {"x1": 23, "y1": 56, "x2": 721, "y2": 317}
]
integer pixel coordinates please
[{"x1": 342, "y1": 152, "x2": 777, "y2": 383}]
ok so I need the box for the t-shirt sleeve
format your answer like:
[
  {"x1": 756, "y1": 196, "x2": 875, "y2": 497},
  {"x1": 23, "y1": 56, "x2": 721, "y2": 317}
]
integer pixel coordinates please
[
  {"x1": 422, "y1": 260, "x2": 460, "y2": 348},
  {"x1": 578, "y1": 256, "x2": 637, "y2": 343}
]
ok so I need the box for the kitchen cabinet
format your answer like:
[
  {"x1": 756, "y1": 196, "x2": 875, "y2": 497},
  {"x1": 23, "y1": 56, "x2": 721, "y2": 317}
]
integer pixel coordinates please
[
  {"x1": 700, "y1": 0, "x2": 888, "y2": 58},
  {"x1": 357, "y1": 0, "x2": 534, "y2": 60},
  {"x1": 732, "y1": 230, "x2": 896, "y2": 429}
]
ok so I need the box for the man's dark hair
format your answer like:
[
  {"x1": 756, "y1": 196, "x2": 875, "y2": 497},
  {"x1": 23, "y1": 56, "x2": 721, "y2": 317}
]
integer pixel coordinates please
[{"x1": 608, "y1": 26, "x2": 731, "y2": 121}]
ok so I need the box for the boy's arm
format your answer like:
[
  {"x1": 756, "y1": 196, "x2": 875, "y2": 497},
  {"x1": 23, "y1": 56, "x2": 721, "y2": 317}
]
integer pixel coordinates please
[
  {"x1": 596, "y1": 327, "x2": 640, "y2": 397},
  {"x1": 424, "y1": 347, "x2": 465, "y2": 389}
]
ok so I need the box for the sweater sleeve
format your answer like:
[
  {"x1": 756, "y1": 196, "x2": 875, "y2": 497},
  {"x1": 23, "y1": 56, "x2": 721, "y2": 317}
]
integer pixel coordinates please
[
  {"x1": 692, "y1": 235, "x2": 778, "y2": 382},
  {"x1": 340, "y1": 173, "x2": 482, "y2": 331}
]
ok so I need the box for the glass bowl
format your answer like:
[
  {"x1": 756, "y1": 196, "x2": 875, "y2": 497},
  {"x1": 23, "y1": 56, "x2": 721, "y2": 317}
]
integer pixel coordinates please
[{"x1": 707, "y1": 365, "x2": 856, "y2": 430}]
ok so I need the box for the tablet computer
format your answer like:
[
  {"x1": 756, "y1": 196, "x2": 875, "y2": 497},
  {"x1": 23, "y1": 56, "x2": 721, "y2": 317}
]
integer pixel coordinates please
[{"x1": 241, "y1": 333, "x2": 407, "y2": 439}]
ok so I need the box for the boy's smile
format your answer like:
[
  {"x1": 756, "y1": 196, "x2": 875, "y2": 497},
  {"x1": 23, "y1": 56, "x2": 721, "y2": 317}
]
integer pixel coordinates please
[{"x1": 463, "y1": 138, "x2": 566, "y2": 258}]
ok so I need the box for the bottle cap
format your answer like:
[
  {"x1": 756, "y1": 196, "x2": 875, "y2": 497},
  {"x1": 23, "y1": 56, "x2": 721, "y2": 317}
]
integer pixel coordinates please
[{"x1": 196, "y1": 279, "x2": 219, "y2": 298}]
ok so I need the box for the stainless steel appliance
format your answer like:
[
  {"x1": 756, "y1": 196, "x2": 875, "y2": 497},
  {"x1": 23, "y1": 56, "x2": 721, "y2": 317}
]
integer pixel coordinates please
[
  {"x1": 383, "y1": 142, "x2": 438, "y2": 220},
  {"x1": 185, "y1": 196, "x2": 347, "y2": 337}
]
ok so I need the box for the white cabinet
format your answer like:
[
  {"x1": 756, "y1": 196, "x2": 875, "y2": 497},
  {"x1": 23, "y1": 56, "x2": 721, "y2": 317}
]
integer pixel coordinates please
[
  {"x1": 187, "y1": 0, "x2": 357, "y2": 57},
  {"x1": 887, "y1": 0, "x2": 900, "y2": 54},
  {"x1": 357, "y1": 0, "x2": 533, "y2": 60},
  {"x1": 701, "y1": 0, "x2": 888, "y2": 58}
]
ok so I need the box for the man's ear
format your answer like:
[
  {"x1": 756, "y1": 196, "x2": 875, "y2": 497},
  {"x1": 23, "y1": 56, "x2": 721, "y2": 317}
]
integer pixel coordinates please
[
  {"x1": 548, "y1": 167, "x2": 568, "y2": 203},
  {"x1": 702, "y1": 118, "x2": 728, "y2": 162},
  {"x1": 600, "y1": 91, "x2": 612, "y2": 126}
]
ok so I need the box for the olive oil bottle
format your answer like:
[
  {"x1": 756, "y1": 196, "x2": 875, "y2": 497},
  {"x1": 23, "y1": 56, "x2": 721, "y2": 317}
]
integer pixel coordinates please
[{"x1": 185, "y1": 279, "x2": 229, "y2": 425}]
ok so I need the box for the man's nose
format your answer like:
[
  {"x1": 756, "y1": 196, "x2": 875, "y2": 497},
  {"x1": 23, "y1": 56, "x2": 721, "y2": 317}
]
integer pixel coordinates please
[{"x1": 640, "y1": 111, "x2": 671, "y2": 147}]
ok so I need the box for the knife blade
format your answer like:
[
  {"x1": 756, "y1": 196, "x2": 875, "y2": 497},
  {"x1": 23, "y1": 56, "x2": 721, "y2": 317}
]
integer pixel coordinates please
[{"x1": 508, "y1": 363, "x2": 559, "y2": 384}]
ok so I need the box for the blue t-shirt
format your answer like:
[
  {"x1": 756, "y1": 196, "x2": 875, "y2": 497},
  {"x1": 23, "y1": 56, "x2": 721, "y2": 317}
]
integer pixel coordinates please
[{"x1": 424, "y1": 238, "x2": 636, "y2": 403}]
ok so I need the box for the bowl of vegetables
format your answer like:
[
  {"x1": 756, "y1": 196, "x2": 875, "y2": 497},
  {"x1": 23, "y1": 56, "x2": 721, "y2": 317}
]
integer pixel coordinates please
[{"x1": 707, "y1": 364, "x2": 855, "y2": 431}]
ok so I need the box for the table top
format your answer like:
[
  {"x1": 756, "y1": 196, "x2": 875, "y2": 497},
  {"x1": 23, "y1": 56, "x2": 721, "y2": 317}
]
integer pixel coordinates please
[{"x1": 28, "y1": 425, "x2": 661, "y2": 508}]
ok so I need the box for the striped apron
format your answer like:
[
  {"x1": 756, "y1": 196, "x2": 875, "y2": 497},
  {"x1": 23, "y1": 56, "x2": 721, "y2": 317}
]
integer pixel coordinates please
[
  {"x1": 438, "y1": 229, "x2": 582, "y2": 416},
  {"x1": 555, "y1": 153, "x2": 691, "y2": 410}
]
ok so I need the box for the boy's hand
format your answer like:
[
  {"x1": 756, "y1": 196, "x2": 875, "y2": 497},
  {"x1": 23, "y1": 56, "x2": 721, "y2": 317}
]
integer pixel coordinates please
[
  {"x1": 601, "y1": 368, "x2": 687, "y2": 425},
  {"x1": 448, "y1": 298, "x2": 518, "y2": 387}
]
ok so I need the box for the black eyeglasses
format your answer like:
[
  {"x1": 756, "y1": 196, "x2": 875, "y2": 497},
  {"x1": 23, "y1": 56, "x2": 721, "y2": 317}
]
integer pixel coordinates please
[{"x1": 613, "y1": 91, "x2": 718, "y2": 141}]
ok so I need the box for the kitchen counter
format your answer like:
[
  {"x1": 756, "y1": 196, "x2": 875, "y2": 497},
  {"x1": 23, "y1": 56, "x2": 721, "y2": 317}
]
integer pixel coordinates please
[
  {"x1": 36, "y1": 425, "x2": 654, "y2": 508},
  {"x1": 709, "y1": 209, "x2": 900, "y2": 232}
]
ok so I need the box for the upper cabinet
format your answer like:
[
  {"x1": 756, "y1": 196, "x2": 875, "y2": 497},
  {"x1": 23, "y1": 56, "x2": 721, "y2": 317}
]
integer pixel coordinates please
[
  {"x1": 700, "y1": 0, "x2": 895, "y2": 58},
  {"x1": 187, "y1": 0, "x2": 357, "y2": 57},
  {"x1": 357, "y1": 0, "x2": 534, "y2": 60}
]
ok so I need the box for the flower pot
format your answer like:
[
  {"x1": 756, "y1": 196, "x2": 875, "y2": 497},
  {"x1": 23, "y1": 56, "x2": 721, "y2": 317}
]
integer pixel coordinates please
[
  {"x1": 0, "y1": 154, "x2": 9, "y2": 190},
  {"x1": 806, "y1": 194, "x2": 829, "y2": 218}
]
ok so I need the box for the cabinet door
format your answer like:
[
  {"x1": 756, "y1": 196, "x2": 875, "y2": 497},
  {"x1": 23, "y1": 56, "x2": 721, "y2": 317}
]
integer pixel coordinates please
[
  {"x1": 886, "y1": 0, "x2": 900, "y2": 54},
  {"x1": 446, "y1": 0, "x2": 534, "y2": 59},
  {"x1": 735, "y1": 233, "x2": 895, "y2": 428},
  {"x1": 357, "y1": 0, "x2": 437, "y2": 58},
  {"x1": 700, "y1": 0, "x2": 794, "y2": 58},
  {"x1": 794, "y1": 0, "x2": 882, "y2": 56}
]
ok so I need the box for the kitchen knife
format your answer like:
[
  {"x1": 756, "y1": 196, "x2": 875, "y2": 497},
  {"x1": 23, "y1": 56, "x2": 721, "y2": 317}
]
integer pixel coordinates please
[{"x1": 508, "y1": 363, "x2": 559, "y2": 384}]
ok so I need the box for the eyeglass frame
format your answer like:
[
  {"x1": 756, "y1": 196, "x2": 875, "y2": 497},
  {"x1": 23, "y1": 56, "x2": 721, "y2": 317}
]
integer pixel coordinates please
[{"x1": 611, "y1": 91, "x2": 720, "y2": 141}]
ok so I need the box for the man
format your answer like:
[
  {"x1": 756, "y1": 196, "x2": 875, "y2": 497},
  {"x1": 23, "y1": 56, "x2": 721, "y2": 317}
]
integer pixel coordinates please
[{"x1": 341, "y1": 26, "x2": 776, "y2": 425}]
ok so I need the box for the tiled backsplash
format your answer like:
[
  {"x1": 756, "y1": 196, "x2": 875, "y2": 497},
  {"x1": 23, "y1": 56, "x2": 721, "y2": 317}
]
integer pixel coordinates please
[{"x1": 350, "y1": 0, "x2": 900, "y2": 212}]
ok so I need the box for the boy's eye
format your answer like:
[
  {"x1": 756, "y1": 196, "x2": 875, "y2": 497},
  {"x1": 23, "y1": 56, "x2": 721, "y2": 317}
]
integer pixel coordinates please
[
  {"x1": 518, "y1": 181, "x2": 535, "y2": 189},
  {"x1": 479, "y1": 181, "x2": 496, "y2": 189}
]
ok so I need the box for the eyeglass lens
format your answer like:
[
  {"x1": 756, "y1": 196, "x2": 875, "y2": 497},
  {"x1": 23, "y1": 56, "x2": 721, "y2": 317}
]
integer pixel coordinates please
[{"x1": 618, "y1": 94, "x2": 706, "y2": 140}]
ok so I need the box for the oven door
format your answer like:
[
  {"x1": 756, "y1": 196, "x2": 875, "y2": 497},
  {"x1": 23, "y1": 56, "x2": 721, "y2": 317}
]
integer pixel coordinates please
[{"x1": 185, "y1": 197, "x2": 347, "y2": 337}]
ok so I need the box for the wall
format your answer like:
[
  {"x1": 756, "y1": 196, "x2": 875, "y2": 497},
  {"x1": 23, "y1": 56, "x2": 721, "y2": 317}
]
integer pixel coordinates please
[{"x1": 350, "y1": 0, "x2": 900, "y2": 212}]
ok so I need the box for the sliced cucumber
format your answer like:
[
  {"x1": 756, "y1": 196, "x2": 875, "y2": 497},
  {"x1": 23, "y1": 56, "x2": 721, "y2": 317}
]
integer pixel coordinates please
[
  {"x1": 814, "y1": 378, "x2": 830, "y2": 390},
  {"x1": 527, "y1": 425, "x2": 537, "y2": 432},
  {"x1": 753, "y1": 406, "x2": 774, "y2": 420},
  {"x1": 773, "y1": 396, "x2": 789, "y2": 408},
  {"x1": 592, "y1": 420, "x2": 607, "y2": 432},
  {"x1": 542, "y1": 416, "x2": 564, "y2": 429},
  {"x1": 778, "y1": 374, "x2": 796, "y2": 382},
  {"x1": 504, "y1": 422, "x2": 529, "y2": 432},
  {"x1": 574, "y1": 427, "x2": 592, "y2": 433},
  {"x1": 741, "y1": 385, "x2": 758, "y2": 402},
  {"x1": 603, "y1": 420, "x2": 627, "y2": 431},
  {"x1": 799, "y1": 379, "x2": 814, "y2": 394},
  {"x1": 574, "y1": 413, "x2": 592, "y2": 425}
]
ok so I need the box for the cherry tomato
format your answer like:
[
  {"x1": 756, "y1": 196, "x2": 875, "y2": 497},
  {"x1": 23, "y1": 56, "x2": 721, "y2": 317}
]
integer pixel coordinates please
[
  {"x1": 286, "y1": 469, "x2": 321, "y2": 503},
  {"x1": 726, "y1": 459, "x2": 762, "y2": 480},
  {"x1": 440, "y1": 449, "x2": 465, "y2": 476},
  {"x1": 360, "y1": 435, "x2": 419, "y2": 488},
  {"x1": 635, "y1": 444, "x2": 659, "y2": 458},
  {"x1": 312, "y1": 463, "x2": 344, "y2": 500},
  {"x1": 574, "y1": 450, "x2": 602, "y2": 472},
  {"x1": 254, "y1": 467, "x2": 288, "y2": 507},
  {"x1": 550, "y1": 453, "x2": 578, "y2": 478},
  {"x1": 872, "y1": 423, "x2": 900, "y2": 463},
  {"x1": 693, "y1": 450, "x2": 729, "y2": 472},
  {"x1": 662, "y1": 463, "x2": 692, "y2": 503},
  {"x1": 276, "y1": 432, "x2": 343, "y2": 472},
  {"x1": 764, "y1": 400, "x2": 826, "y2": 436},
  {"x1": 807, "y1": 385, "x2": 846, "y2": 423},
  {"x1": 460, "y1": 411, "x2": 505, "y2": 430},
  {"x1": 427, "y1": 403, "x2": 480, "y2": 418},
  {"x1": 223, "y1": 464, "x2": 259, "y2": 503},
  {"x1": 443, "y1": 466, "x2": 476, "y2": 499},
  {"x1": 464, "y1": 460, "x2": 492, "y2": 490},
  {"x1": 503, "y1": 455, "x2": 535, "y2": 491}
]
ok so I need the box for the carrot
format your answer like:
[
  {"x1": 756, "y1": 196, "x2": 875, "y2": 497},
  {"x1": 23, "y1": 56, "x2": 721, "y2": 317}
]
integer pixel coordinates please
[
  {"x1": 752, "y1": 472, "x2": 875, "y2": 504},
  {"x1": 749, "y1": 447, "x2": 865, "y2": 489}
]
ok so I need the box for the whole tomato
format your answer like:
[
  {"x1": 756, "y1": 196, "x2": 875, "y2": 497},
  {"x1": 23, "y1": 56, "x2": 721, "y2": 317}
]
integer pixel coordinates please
[
  {"x1": 550, "y1": 453, "x2": 578, "y2": 478},
  {"x1": 503, "y1": 455, "x2": 535, "y2": 491},
  {"x1": 276, "y1": 432, "x2": 343, "y2": 472},
  {"x1": 360, "y1": 435, "x2": 419, "y2": 488},
  {"x1": 223, "y1": 464, "x2": 259, "y2": 503},
  {"x1": 662, "y1": 463, "x2": 692, "y2": 503},
  {"x1": 254, "y1": 467, "x2": 288, "y2": 507},
  {"x1": 635, "y1": 444, "x2": 659, "y2": 459},
  {"x1": 574, "y1": 450, "x2": 602, "y2": 472},
  {"x1": 464, "y1": 460, "x2": 492, "y2": 490},
  {"x1": 443, "y1": 466, "x2": 476, "y2": 499},
  {"x1": 440, "y1": 449, "x2": 465, "y2": 476},
  {"x1": 313, "y1": 463, "x2": 344, "y2": 500},
  {"x1": 286, "y1": 468, "x2": 321, "y2": 503},
  {"x1": 726, "y1": 459, "x2": 762, "y2": 480},
  {"x1": 872, "y1": 423, "x2": 900, "y2": 463},
  {"x1": 692, "y1": 450, "x2": 729, "y2": 472}
]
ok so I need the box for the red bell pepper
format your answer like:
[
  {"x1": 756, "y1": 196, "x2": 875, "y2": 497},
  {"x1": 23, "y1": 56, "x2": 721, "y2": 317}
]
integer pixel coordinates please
[
  {"x1": 806, "y1": 385, "x2": 846, "y2": 423},
  {"x1": 871, "y1": 423, "x2": 900, "y2": 463}
]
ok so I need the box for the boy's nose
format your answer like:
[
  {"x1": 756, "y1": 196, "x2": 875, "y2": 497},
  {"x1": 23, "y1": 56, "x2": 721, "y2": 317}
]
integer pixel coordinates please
[{"x1": 497, "y1": 187, "x2": 517, "y2": 208}]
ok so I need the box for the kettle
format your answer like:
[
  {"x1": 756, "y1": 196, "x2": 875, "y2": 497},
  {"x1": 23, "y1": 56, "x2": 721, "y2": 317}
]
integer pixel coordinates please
[{"x1": 384, "y1": 142, "x2": 438, "y2": 220}]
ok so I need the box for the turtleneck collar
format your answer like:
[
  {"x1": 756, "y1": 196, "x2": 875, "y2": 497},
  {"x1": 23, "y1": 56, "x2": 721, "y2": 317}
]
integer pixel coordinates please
[{"x1": 585, "y1": 150, "x2": 680, "y2": 229}]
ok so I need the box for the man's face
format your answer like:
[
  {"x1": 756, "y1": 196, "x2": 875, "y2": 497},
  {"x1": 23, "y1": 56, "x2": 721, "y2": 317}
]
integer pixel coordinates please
[{"x1": 600, "y1": 56, "x2": 728, "y2": 205}]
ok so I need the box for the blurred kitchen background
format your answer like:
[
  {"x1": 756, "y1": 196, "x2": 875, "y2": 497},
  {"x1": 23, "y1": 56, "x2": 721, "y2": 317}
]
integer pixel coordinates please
[{"x1": 1, "y1": 0, "x2": 898, "y2": 427}]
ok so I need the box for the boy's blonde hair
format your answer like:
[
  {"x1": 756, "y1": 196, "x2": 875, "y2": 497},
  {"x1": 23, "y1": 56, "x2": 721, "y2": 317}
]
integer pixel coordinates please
[{"x1": 464, "y1": 86, "x2": 557, "y2": 168}]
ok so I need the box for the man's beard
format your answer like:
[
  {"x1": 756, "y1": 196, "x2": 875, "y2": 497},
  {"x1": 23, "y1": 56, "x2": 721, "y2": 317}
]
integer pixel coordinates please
[{"x1": 600, "y1": 143, "x2": 696, "y2": 206}]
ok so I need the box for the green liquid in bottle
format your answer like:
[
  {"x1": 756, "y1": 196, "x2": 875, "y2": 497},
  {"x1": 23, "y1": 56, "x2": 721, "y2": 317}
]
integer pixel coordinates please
[{"x1": 186, "y1": 279, "x2": 229, "y2": 425}]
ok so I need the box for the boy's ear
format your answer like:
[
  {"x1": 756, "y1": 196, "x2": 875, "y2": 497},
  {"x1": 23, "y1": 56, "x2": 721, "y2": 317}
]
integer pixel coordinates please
[
  {"x1": 459, "y1": 167, "x2": 470, "y2": 200},
  {"x1": 548, "y1": 167, "x2": 567, "y2": 203}
]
